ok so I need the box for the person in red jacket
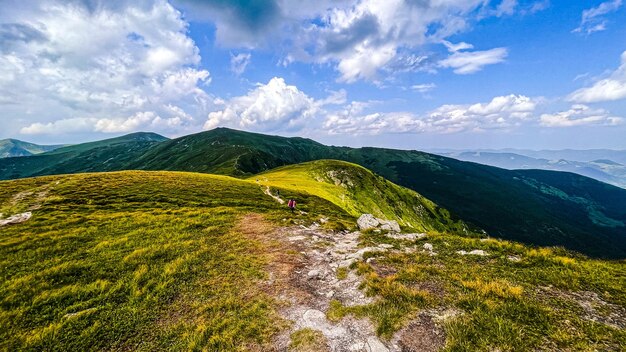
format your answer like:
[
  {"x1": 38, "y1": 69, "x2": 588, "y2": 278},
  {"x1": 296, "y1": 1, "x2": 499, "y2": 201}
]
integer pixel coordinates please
[{"x1": 288, "y1": 199, "x2": 296, "y2": 213}]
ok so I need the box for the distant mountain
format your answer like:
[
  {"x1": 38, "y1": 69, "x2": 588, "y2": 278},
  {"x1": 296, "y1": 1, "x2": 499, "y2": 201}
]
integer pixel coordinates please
[
  {"x1": 430, "y1": 148, "x2": 626, "y2": 164},
  {"x1": 437, "y1": 151, "x2": 626, "y2": 189},
  {"x1": 0, "y1": 132, "x2": 168, "y2": 180},
  {"x1": 0, "y1": 139, "x2": 65, "y2": 158},
  {"x1": 1, "y1": 128, "x2": 625, "y2": 258}
]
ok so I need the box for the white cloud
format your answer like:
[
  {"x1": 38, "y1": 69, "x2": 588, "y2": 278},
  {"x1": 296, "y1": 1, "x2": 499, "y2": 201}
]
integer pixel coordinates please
[
  {"x1": 1, "y1": 0, "x2": 211, "y2": 137},
  {"x1": 323, "y1": 94, "x2": 538, "y2": 135},
  {"x1": 411, "y1": 83, "x2": 437, "y2": 93},
  {"x1": 568, "y1": 51, "x2": 626, "y2": 103},
  {"x1": 540, "y1": 104, "x2": 623, "y2": 127},
  {"x1": 205, "y1": 77, "x2": 332, "y2": 132},
  {"x1": 574, "y1": 0, "x2": 623, "y2": 34},
  {"x1": 21, "y1": 108, "x2": 196, "y2": 135},
  {"x1": 230, "y1": 53, "x2": 251, "y2": 76},
  {"x1": 439, "y1": 47, "x2": 508, "y2": 74},
  {"x1": 177, "y1": 0, "x2": 514, "y2": 83},
  {"x1": 442, "y1": 41, "x2": 474, "y2": 53}
]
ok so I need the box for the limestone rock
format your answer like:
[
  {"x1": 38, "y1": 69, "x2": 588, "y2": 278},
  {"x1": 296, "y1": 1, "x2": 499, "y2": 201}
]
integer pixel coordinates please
[
  {"x1": 357, "y1": 214, "x2": 380, "y2": 230},
  {"x1": 457, "y1": 249, "x2": 489, "y2": 256},
  {"x1": 0, "y1": 212, "x2": 32, "y2": 227},
  {"x1": 379, "y1": 220, "x2": 400, "y2": 233}
]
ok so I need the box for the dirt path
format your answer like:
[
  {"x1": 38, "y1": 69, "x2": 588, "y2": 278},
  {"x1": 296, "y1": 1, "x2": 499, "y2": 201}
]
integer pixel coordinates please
[
  {"x1": 264, "y1": 186, "x2": 285, "y2": 204},
  {"x1": 237, "y1": 210, "x2": 451, "y2": 351},
  {"x1": 273, "y1": 225, "x2": 396, "y2": 351}
]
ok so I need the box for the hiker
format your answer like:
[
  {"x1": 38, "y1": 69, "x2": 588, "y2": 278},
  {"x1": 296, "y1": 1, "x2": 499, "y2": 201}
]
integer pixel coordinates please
[
  {"x1": 288, "y1": 199, "x2": 296, "y2": 213},
  {"x1": 276, "y1": 189, "x2": 280, "y2": 197}
]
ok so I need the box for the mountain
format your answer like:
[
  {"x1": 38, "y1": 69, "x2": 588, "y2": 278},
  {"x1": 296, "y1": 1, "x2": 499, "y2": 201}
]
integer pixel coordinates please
[
  {"x1": 0, "y1": 138, "x2": 65, "y2": 158},
  {"x1": 1, "y1": 169, "x2": 624, "y2": 351},
  {"x1": 439, "y1": 151, "x2": 626, "y2": 189},
  {"x1": 429, "y1": 148, "x2": 626, "y2": 164},
  {"x1": 0, "y1": 132, "x2": 168, "y2": 180},
  {"x1": 1, "y1": 128, "x2": 625, "y2": 258}
]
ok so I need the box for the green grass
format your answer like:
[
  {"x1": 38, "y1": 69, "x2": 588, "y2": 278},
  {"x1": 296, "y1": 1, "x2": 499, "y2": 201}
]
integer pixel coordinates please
[
  {"x1": 0, "y1": 171, "x2": 351, "y2": 351},
  {"x1": 289, "y1": 328, "x2": 328, "y2": 351},
  {"x1": 333, "y1": 231, "x2": 626, "y2": 350},
  {"x1": 1, "y1": 167, "x2": 625, "y2": 351},
  {"x1": 253, "y1": 160, "x2": 476, "y2": 235}
]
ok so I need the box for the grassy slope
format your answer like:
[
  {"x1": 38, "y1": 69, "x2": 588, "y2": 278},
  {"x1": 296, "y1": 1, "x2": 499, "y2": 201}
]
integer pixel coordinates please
[
  {"x1": 1, "y1": 128, "x2": 625, "y2": 258},
  {"x1": 0, "y1": 171, "x2": 351, "y2": 351},
  {"x1": 0, "y1": 170, "x2": 624, "y2": 351},
  {"x1": 132, "y1": 129, "x2": 626, "y2": 258},
  {"x1": 0, "y1": 139, "x2": 64, "y2": 158},
  {"x1": 254, "y1": 160, "x2": 476, "y2": 235}
]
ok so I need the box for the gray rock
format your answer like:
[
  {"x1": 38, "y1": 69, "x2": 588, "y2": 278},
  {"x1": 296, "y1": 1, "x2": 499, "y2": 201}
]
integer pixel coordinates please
[
  {"x1": 366, "y1": 336, "x2": 390, "y2": 352},
  {"x1": 307, "y1": 269, "x2": 321, "y2": 280},
  {"x1": 457, "y1": 249, "x2": 489, "y2": 256},
  {"x1": 357, "y1": 214, "x2": 380, "y2": 230},
  {"x1": 386, "y1": 233, "x2": 426, "y2": 241},
  {"x1": 379, "y1": 220, "x2": 400, "y2": 232},
  {"x1": 423, "y1": 243, "x2": 434, "y2": 251},
  {"x1": 0, "y1": 212, "x2": 32, "y2": 227}
]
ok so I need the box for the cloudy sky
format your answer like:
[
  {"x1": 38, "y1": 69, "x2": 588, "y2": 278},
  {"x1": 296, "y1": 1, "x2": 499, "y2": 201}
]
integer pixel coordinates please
[{"x1": 1, "y1": 0, "x2": 625, "y2": 150}]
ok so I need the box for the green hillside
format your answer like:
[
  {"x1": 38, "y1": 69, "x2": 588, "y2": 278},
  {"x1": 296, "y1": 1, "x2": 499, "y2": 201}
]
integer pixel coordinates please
[
  {"x1": 0, "y1": 139, "x2": 64, "y2": 158},
  {"x1": 0, "y1": 132, "x2": 168, "y2": 180},
  {"x1": 0, "y1": 128, "x2": 625, "y2": 258},
  {"x1": 254, "y1": 160, "x2": 476, "y2": 235},
  {"x1": 1, "y1": 171, "x2": 624, "y2": 351}
]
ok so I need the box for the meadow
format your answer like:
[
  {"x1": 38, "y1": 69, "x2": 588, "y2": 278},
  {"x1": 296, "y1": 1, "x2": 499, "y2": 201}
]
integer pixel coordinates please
[{"x1": 0, "y1": 167, "x2": 624, "y2": 351}]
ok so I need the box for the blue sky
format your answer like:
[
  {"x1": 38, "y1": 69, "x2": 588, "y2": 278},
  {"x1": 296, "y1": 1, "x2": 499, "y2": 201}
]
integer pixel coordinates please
[{"x1": 1, "y1": 0, "x2": 625, "y2": 150}]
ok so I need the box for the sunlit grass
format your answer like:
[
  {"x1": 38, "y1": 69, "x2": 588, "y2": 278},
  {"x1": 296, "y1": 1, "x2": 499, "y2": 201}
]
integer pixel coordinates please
[{"x1": 0, "y1": 171, "x2": 351, "y2": 350}]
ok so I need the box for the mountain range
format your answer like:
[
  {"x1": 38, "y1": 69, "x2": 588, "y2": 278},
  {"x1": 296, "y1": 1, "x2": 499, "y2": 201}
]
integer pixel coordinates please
[
  {"x1": 435, "y1": 150, "x2": 626, "y2": 189},
  {"x1": 1, "y1": 128, "x2": 625, "y2": 258}
]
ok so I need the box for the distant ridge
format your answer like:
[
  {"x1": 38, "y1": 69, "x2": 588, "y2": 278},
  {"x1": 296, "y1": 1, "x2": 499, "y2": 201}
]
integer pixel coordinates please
[
  {"x1": 0, "y1": 139, "x2": 65, "y2": 158},
  {"x1": 0, "y1": 128, "x2": 624, "y2": 258}
]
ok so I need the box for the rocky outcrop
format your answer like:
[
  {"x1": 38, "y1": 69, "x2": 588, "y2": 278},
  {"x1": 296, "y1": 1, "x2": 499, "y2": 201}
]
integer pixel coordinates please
[
  {"x1": 0, "y1": 212, "x2": 32, "y2": 227},
  {"x1": 357, "y1": 214, "x2": 400, "y2": 232},
  {"x1": 456, "y1": 249, "x2": 489, "y2": 256}
]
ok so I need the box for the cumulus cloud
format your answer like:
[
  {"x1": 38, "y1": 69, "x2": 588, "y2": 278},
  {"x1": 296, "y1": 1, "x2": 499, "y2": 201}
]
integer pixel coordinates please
[
  {"x1": 568, "y1": 51, "x2": 626, "y2": 103},
  {"x1": 175, "y1": 0, "x2": 515, "y2": 82},
  {"x1": 323, "y1": 94, "x2": 538, "y2": 135},
  {"x1": 204, "y1": 77, "x2": 341, "y2": 132},
  {"x1": 1, "y1": 0, "x2": 211, "y2": 137},
  {"x1": 21, "y1": 107, "x2": 196, "y2": 135},
  {"x1": 540, "y1": 104, "x2": 623, "y2": 127},
  {"x1": 573, "y1": 0, "x2": 623, "y2": 34},
  {"x1": 230, "y1": 53, "x2": 252, "y2": 75}
]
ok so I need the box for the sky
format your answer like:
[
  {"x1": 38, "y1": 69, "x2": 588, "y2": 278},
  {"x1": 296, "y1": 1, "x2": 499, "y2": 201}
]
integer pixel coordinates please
[{"x1": 1, "y1": 0, "x2": 625, "y2": 150}]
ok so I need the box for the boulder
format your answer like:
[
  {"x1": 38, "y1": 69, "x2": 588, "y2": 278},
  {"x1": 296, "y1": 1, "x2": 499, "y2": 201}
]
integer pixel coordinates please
[
  {"x1": 423, "y1": 243, "x2": 434, "y2": 252},
  {"x1": 379, "y1": 220, "x2": 400, "y2": 232},
  {"x1": 357, "y1": 214, "x2": 380, "y2": 230}
]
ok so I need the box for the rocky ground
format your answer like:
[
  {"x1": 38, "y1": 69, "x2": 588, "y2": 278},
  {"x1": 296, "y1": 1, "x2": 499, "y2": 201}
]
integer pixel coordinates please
[{"x1": 253, "y1": 213, "x2": 456, "y2": 352}]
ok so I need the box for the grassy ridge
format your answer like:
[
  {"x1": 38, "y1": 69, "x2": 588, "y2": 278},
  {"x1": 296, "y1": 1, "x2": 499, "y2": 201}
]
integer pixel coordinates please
[
  {"x1": 254, "y1": 160, "x2": 475, "y2": 235},
  {"x1": 0, "y1": 171, "x2": 351, "y2": 351}
]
